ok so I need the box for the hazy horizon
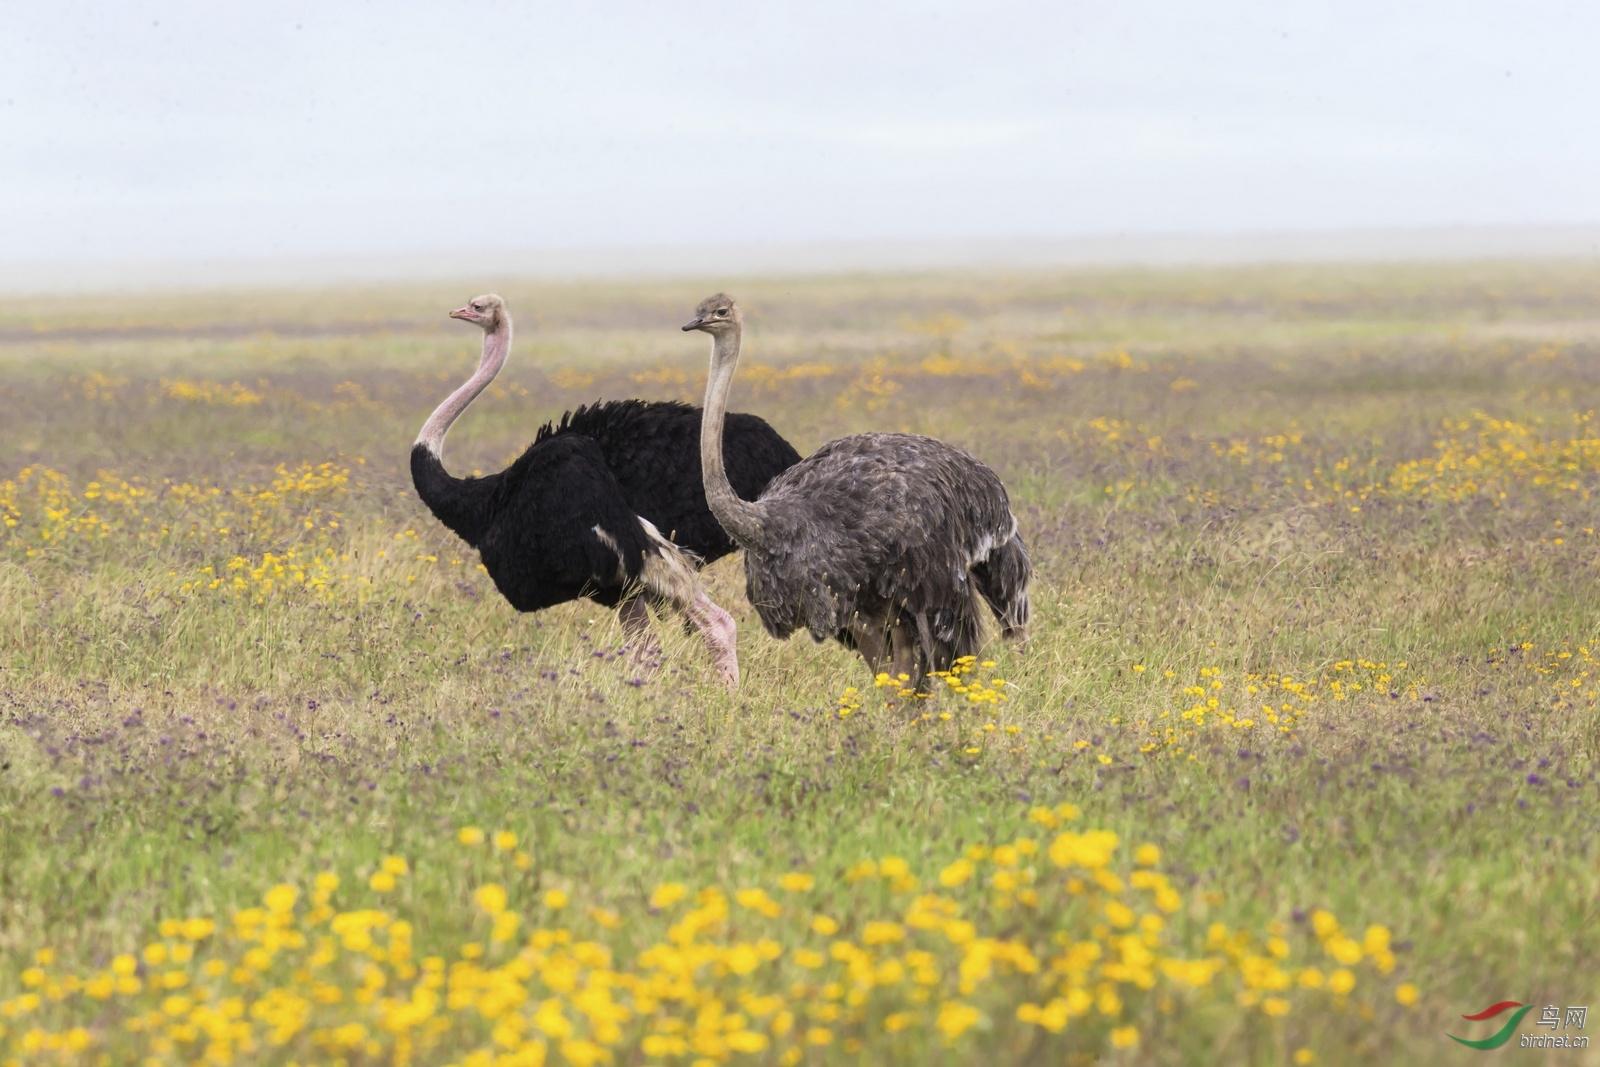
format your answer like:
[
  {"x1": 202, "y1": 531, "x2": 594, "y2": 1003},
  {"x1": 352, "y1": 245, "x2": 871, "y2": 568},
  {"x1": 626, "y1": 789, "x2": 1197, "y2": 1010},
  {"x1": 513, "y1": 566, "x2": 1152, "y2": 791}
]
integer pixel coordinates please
[
  {"x1": 4, "y1": 0, "x2": 1597, "y2": 284},
  {"x1": 5, "y1": 224, "x2": 1600, "y2": 296}
]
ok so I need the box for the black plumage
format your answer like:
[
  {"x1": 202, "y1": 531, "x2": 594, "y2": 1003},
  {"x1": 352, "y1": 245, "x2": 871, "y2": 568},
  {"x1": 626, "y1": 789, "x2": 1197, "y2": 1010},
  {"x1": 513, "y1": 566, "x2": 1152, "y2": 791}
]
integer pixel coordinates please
[
  {"x1": 534, "y1": 399, "x2": 800, "y2": 567},
  {"x1": 410, "y1": 293, "x2": 799, "y2": 686},
  {"x1": 411, "y1": 400, "x2": 799, "y2": 610}
]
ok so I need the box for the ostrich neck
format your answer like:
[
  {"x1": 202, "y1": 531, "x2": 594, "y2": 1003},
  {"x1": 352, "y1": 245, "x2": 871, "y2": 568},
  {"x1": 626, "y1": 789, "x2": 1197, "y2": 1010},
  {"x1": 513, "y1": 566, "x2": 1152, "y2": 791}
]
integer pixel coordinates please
[
  {"x1": 700, "y1": 325, "x2": 771, "y2": 551},
  {"x1": 415, "y1": 317, "x2": 512, "y2": 462}
]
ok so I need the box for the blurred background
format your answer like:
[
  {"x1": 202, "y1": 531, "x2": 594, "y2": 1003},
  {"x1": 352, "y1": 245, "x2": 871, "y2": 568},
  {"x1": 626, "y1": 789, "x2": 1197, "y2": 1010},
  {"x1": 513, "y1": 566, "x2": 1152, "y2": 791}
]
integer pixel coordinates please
[{"x1": 3, "y1": 0, "x2": 1596, "y2": 290}]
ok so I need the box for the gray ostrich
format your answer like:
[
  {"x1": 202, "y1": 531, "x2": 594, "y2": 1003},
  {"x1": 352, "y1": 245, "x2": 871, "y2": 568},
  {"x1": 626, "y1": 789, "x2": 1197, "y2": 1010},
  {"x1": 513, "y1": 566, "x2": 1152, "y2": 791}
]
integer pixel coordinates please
[{"x1": 682, "y1": 294, "x2": 1032, "y2": 686}]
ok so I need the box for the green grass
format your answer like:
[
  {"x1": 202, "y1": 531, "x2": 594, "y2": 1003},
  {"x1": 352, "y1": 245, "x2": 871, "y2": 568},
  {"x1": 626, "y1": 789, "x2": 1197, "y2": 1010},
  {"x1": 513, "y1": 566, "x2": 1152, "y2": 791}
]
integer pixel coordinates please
[{"x1": 1, "y1": 261, "x2": 1597, "y2": 1065}]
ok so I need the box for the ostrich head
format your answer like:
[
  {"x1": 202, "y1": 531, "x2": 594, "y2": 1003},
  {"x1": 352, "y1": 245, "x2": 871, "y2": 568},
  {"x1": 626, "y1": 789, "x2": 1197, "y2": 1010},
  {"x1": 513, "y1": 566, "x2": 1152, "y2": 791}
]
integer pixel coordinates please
[
  {"x1": 449, "y1": 293, "x2": 507, "y2": 331},
  {"x1": 681, "y1": 294, "x2": 740, "y2": 334}
]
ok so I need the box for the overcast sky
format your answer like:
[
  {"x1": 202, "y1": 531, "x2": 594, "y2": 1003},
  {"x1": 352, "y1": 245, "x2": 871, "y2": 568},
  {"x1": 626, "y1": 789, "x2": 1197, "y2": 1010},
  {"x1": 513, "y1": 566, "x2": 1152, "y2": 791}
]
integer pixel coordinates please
[{"x1": 2, "y1": 0, "x2": 1595, "y2": 268}]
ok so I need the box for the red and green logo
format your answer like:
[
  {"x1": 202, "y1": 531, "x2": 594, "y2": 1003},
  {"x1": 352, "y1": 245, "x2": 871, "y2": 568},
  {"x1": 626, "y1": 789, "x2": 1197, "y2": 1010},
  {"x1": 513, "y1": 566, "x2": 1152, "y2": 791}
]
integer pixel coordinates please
[{"x1": 1449, "y1": 1001, "x2": 1534, "y2": 1050}]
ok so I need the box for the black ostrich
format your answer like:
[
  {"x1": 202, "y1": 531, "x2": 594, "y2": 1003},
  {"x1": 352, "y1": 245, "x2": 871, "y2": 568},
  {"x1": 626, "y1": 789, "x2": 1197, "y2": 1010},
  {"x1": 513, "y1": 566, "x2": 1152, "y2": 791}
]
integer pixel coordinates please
[
  {"x1": 410, "y1": 293, "x2": 800, "y2": 686},
  {"x1": 683, "y1": 294, "x2": 1032, "y2": 688}
]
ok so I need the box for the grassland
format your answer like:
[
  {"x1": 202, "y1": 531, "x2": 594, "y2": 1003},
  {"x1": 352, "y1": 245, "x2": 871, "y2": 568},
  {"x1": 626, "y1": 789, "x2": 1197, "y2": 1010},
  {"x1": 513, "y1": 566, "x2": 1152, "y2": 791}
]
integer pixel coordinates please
[{"x1": 1, "y1": 260, "x2": 1597, "y2": 1065}]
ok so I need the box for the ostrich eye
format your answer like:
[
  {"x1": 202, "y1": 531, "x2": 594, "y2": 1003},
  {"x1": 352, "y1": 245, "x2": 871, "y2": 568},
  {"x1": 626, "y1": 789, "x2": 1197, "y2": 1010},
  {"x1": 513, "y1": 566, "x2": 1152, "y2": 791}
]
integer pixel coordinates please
[{"x1": 716, "y1": 308, "x2": 728, "y2": 316}]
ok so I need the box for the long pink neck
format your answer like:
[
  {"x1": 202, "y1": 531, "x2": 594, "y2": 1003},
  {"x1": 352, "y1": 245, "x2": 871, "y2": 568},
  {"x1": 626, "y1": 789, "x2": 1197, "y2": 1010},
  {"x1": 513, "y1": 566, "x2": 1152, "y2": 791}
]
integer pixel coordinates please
[{"x1": 416, "y1": 315, "x2": 512, "y2": 461}]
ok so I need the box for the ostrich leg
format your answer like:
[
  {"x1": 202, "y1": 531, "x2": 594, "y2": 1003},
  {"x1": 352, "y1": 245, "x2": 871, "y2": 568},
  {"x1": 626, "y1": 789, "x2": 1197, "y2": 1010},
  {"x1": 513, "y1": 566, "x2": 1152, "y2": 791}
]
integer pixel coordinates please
[
  {"x1": 618, "y1": 597, "x2": 663, "y2": 676},
  {"x1": 847, "y1": 615, "x2": 891, "y2": 676},
  {"x1": 619, "y1": 590, "x2": 735, "y2": 687},
  {"x1": 634, "y1": 521, "x2": 740, "y2": 690},
  {"x1": 888, "y1": 621, "x2": 927, "y2": 692},
  {"x1": 682, "y1": 593, "x2": 739, "y2": 689}
]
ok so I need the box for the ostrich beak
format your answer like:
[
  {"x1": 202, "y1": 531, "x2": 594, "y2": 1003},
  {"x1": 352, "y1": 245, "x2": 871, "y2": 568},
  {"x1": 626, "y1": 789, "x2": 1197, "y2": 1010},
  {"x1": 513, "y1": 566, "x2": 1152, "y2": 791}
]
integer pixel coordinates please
[
  {"x1": 449, "y1": 306, "x2": 472, "y2": 320},
  {"x1": 681, "y1": 317, "x2": 705, "y2": 331}
]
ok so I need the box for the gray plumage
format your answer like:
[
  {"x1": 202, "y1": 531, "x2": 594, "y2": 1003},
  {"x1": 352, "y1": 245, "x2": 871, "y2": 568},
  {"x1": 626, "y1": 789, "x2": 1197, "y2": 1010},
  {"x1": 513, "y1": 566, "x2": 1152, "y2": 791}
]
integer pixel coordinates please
[
  {"x1": 683, "y1": 294, "x2": 1032, "y2": 685},
  {"x1": 745, "y1": 431, "x2": 1031, "y2": 673}
]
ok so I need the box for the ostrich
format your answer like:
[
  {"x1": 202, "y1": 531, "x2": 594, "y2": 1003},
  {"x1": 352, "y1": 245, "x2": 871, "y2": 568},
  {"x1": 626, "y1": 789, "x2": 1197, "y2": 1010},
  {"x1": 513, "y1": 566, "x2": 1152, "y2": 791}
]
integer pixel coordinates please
[
  {"x1": 411, "y1": 293, "x2": 801, "y2": 687},
  {"x1": 682, "y1": 294, "x2": 1032, "y2": 687}
]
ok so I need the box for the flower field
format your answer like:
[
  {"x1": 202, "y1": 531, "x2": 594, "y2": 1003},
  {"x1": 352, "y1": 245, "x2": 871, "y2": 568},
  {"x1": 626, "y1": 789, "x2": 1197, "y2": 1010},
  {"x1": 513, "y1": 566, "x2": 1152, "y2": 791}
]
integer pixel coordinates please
[
  {"x1": 2, "y1": 818, "x2": 1416, "y2": 1065},
  {"x1": 1, "y1": 262, "x2": 1597, "y2": 1064}
]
